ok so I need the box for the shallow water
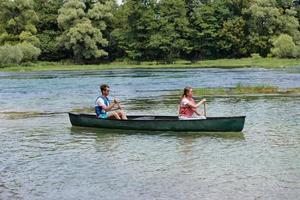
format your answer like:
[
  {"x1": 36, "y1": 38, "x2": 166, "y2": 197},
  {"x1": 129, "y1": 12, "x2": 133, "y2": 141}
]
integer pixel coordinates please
[{"x1": 1, "y1": 68, "x2": 300, "y2": 200}]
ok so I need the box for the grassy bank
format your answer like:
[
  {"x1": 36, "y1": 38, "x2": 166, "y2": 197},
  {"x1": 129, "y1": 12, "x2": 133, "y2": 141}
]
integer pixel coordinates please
[
  {"x1": 0, "y1": 57, "x2": 300, "y2": 72},
  {"x1": 192, "y1": 86, "x2": 300, "y2": 96}
]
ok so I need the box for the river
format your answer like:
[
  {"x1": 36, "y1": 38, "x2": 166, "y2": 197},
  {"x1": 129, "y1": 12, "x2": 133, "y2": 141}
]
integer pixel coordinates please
[{"x1": 1, "y1": 67, "x2": 300, "y2": 199}]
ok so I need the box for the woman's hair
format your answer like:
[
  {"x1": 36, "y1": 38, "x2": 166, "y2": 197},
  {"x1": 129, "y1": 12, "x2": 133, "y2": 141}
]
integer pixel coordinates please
[{"x1": 181, "y1": 86, "x2": 192, "y2": 98}]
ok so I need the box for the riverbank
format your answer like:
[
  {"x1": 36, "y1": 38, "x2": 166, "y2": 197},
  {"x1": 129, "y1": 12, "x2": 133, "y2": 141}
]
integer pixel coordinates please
[
  {"x1": 192, "y1": 86, "x2": 300, "y2": 96},
  {"x1": 1, "y1": 57, "x2": 300, "y2": 72}
]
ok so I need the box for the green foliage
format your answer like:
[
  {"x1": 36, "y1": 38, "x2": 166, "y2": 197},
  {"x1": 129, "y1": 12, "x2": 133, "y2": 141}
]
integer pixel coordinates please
[
  {"x1": 57, "y1": 0, "x2": 112, "y2": 63},
  {"x1": 149, "y1": 0, "x2": 191, "y2": 62},
  {"x1": 278, "y1": 8, "x2": 300, "y2": 44},
  {"x1": 37, "y1": 30, "x2": 65, "y2": 61},
  {"x1": 112, "y1": 0, "x2": 158, "y2": 61},
  {"x1": 34, "y1": 0, "x2": 63, "y2": 31},
  {"x1": 189, "y1": 0, "x2": 232, "y2": 58},
  {"x1": 245, "y1": 0, "x2": 300, "y2": 56},
  {"x1": 251, "y1": 53, "x2": 262, "y2": 59},
  {"x1": 1, "y1": 0, "x2": 300, "y2": 64},
  {"x1": 63, "y1": 19, "x2": 108, "y2": 59},
  {"x1": 245, "y1": 0, "x2": 281, "y2": 56},
  {"x1": 34, "y1": 0, "x2": 65, "y2": 60},
  {"x1": 0, "y1": 42, "x2": 40, "y2": 65},
  {"x1": 271, "y1": 34, "x2": 299, "y2": 57},
  {"x1": 218, "y1": 17, "x2": 247, "y2": 57},
  {"x1": 18, "y1": 42, "x2": 41, "y2": 61},
  {"x1": 0, "y1": 0, "x2": 40, "y2": 46},
  {"x1": 0, "y1": 44, "x2": 23, "y2": 65}
]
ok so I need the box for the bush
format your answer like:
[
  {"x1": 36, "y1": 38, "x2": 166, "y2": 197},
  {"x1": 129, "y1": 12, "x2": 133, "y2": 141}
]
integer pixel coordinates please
[
  {"x1": 294, "y1": 45, "x2": 300, "y2": 58},
  {"x1": 37, "y1": 31, "x2": 67, "y2": 61},
  {"x1": 0, "y1": 44, "x2": 23, "y2": 65},
  {"x1": 271, "y1": 34, "x2": 297, "y2": 58},
  {"x1": 250, "y1": 53, "x2": 261, "y2": 59},
  {"x1": 17, "y1": 42, "x2": 41, "y2": 62}
]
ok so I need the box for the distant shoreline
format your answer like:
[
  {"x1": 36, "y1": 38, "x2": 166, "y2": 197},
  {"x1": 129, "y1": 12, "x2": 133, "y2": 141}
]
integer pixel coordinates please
[{"x1": 1, "y1": 57, "x2": 300, "y2": 72}]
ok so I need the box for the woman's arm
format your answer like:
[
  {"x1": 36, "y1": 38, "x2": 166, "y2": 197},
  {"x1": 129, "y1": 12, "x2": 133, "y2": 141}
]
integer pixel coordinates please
[{"x1": 187, "y1": 99, "x2": 206, "y2": 109}]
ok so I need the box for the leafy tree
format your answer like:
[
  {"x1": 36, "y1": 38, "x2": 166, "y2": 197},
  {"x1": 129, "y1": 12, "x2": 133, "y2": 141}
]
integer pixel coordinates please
[
  {"x1": 294, "y1": 1, "x2": 300, "y2": 25},
  {"x1": 278, "y1": 8, "x2": 300, "y2": 44},
  {"x1": 110, "y1": 3, "x2": 130, "y2": 60},
  {"x1": 88, "y1": 0, "x2": 117, "y2": 62},
  {"x1": 18, "y1": 42, "x2": 41, "y2": 61},
  {"x1": 112, "y1": 0, "x2": 158, "y2": 61},
  {"x1": 149, "y1": 0, "x2": 191, "y2": 62},
  {"x1": 218, "y1": 17, "x2": 247, "y2": 57},
  {"x1": 0, "y1": 44, "x2": 23, "y2": 65},
  {"x1": 57, "y1": 0, "x2": 113, "y2": 63},
  {"x1": 271, "y1": 34, "x2": 299, "y2": 57},
  {"x1": 245, "y1": 0, "x2": 300, "y2": 56},
  {"x1": 0, "y1": 0, "x2": 40, "y2": 46},
  {"x1": 34, "y1": 0, "x2": 65, "y2": 60},
  {"x1": 190, "y1": 0, "x2": 231, "y2": 58}
]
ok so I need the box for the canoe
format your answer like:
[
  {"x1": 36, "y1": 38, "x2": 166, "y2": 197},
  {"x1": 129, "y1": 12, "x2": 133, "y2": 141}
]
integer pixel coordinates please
[{"x1": 68, "y1": 112, "x2": 245, "y2": 132}]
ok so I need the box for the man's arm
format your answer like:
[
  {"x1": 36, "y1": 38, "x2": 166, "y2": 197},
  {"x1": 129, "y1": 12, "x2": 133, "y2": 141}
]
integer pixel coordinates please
[{"x1": 97, "y1": 101, "x2": 115, "y2": 112}]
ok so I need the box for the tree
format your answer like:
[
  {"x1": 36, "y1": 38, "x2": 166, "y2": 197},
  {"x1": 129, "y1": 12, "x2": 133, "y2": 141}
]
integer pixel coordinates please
[
  {"x1": 0, "y1": 0, "x2": 40, "y2": 46},
  {"x1": 88, "y1": 0, "x2": 117, "y2": 61},
  {"x1": 245, "y1": 0, "x2": 300, "y2": 56},
  {"x1": 57, "y1": 0, "x2": 113, "y2": 63},
  {"x1": 271, "y1": 34, "x2": 299, "y2": 57},
  {"x1": 149, "y1": 0, "x2": 191, "y2": 62},
  {"x1": 34, "y1": 0, "x2": 65, "y2": 60},
  {"x1": 218, "y1": 17, "x2": 247, "y2": 57},
  {"x1": 112, "y1": 0, "x2": 158, "y2": 61},
  {"x1": 189, "y1": 0, "x2": 231, "y2": 59}
]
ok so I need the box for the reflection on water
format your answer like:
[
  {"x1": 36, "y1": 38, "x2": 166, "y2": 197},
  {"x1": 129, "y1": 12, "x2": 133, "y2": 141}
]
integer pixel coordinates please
[
  {"x1": 70, "y1": 126, "x2": 245, "y2": 140},
  {"x1": 1, "y1": 68, "x2": 300, "y2": 200}
]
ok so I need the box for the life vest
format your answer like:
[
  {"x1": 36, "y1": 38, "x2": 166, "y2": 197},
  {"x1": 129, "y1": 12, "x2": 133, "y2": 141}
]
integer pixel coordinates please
[
  {"x1": 179, "y1": 97, "x2": 196, "y2": 117},
  {"x1": 95, "y1": 96, "x2": 110, "y2": 117}
]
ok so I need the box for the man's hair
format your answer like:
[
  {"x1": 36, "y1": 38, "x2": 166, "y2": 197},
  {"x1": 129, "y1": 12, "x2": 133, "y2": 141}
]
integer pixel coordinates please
[{"x1": 100, "y1": 84, "x2": 109, "y2": 94}]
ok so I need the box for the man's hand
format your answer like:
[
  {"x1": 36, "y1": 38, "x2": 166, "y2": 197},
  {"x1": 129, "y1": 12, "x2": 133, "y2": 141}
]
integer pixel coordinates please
[{"x1": 113, "y1": 98, "x2": 119, "y2": 104}]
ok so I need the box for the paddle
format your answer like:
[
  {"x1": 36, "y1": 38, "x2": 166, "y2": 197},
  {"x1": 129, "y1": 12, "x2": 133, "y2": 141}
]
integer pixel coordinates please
[
  {"x1": 117, "y1": 102, "x2": 124, "y2": 110},
  {"x1": 204, "y1": 102, "x2": 207, "y2": 117}
]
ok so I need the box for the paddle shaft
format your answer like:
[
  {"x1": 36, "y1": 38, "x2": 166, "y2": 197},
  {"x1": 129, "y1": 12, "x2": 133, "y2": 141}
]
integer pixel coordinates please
[{"x1": 204, "y1": 103, "x2": 207, "y2": 117}]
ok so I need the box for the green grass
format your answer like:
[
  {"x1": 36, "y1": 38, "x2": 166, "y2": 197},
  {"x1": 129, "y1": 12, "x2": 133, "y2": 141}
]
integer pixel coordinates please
[
  {"x1": 1, "y1": 57, "x2": 300, "y2": 72},
  {"x1": 192, "y1": 85, "x2": 300, "y2": 96}
]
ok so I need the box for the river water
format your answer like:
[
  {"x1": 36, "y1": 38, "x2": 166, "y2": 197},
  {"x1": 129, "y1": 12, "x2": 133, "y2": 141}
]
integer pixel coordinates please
[{"x1": 1, "y1": 68, "x2": 300, "y2": 200}]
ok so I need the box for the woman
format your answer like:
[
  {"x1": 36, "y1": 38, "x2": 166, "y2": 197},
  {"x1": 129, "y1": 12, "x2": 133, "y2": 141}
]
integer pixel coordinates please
[{"x1": 178, "y1": 86, "x2": 206, "y2": 119}]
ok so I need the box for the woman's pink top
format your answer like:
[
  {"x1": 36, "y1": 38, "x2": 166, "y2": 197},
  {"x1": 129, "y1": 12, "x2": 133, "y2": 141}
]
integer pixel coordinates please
[{"x1": 179, "y1": 97, "x2": 196, "y2": 117}]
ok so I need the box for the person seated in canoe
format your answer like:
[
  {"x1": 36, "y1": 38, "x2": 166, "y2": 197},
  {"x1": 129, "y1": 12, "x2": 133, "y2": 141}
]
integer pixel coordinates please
[
  {"x1": 178, "y1": 86, "x2": 206, "y2": 119},
  {"x1": 95, "y1": 84, "x2": 127, "y2": 120}
]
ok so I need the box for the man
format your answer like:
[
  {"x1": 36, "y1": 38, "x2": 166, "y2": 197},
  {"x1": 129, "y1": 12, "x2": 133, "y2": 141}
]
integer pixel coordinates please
[{"x1": 95, "y1": 84, "x2": 127, "y2": 120}]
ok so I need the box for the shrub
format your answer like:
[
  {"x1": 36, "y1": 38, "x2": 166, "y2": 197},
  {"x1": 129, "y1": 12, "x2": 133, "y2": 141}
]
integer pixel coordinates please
[
  {"x1": 250, "y1": 53, "x2": 262, "y2": 59},
  {"x1": 0, "y1": 44, "x2": 23, "y2": 65},
  {"x1": 17, "y1": 42, "x2": 41, "y2": 62},
  {"x1": 271, "y1": 34, "x2": 296, "y2": 58},
  {"x1": 294, "y1": 45, "x2": 300, "y2": 58}
]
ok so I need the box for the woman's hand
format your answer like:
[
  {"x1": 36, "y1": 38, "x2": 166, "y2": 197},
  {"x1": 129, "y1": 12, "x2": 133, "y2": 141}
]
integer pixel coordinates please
[{"x1": 200, "y1": 99, "x2": 206, "y2": 104}]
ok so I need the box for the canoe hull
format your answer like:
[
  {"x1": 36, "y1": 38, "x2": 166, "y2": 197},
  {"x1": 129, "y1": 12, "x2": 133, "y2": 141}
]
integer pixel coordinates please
[{"x1": 69, "y1": 113, "x2": 245, "y2": 132}]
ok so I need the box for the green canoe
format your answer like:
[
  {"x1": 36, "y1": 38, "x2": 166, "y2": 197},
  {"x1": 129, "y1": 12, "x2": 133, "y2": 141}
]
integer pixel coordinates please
[{"x1": 69, "y1": 112, "x2": 245, "y2": 132}]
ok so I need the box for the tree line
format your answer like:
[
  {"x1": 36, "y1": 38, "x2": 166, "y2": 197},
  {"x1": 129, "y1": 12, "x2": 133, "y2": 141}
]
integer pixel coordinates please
[{"x1": 0, "y1": 0, "x2": 300, "y2": 65}]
